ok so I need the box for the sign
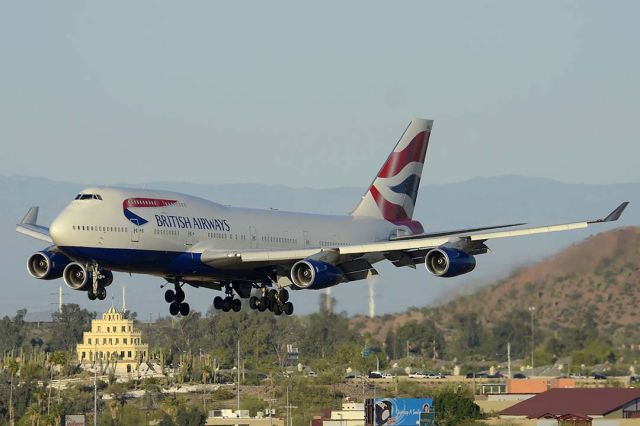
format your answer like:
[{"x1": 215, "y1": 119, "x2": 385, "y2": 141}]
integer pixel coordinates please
[
  {"x1": 365, "y1": 398, "x2": 434, "y2": 426},
  {"x1": 63, "y1": 415, "x2": 86, "y2": 426}
]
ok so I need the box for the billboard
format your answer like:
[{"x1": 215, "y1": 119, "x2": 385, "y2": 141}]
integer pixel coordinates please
[
  {"x1": 365, "y1": 398, "x2": 434, "y2": 425},
  {"x1": 63, "y1": 415, "x2": 86, "y2": 426}
]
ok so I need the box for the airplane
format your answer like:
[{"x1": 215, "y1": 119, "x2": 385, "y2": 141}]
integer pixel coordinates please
[{"x1": 16, "y1": 118, "x2": 629, "y2": 317}]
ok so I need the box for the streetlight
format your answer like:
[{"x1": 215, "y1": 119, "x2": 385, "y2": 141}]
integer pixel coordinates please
[{"x1": 528, "y1": 306, "x2": 536, "y2": 372}]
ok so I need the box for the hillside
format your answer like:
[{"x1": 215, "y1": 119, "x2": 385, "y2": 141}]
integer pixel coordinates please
[{"x1": 354, "y1": 226, "x2": 640, "y2": 343}]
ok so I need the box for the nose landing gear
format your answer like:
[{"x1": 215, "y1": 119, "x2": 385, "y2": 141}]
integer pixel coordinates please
[{"x1": 164, "y1": 281, "x2": 190, "y2": 316}]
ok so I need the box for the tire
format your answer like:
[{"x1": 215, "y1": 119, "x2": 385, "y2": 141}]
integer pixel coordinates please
[
  {"x1": 164, "y1": 289, "x2": 175, "y2": 303},
  {"x1": 179, "y1": 302, "x2": 190, "y2": 316},
  {"x1": 278, "y1": 289, "x2": 289, "y2": 303},
  {"x1": 175, "y1": 288, "x2": 185, "y2": 303},
  {"x1": 268, "y1": 289, "x2": 278, "y2": 301},
  {"x1": 88, "y1": 291, "x2": 97, "y2": 301},
  {"x1": 257, "y1": 298, "x2": 267, "y2": 312},
  {"x1": 214, "y1": 296, "x2": 223, "y2": 310},
  {"x1": 232, "y1": 299, "x2": 241, "y2": 312},
  {"x1": 249, "y1": 296, "x2": 258, "y2": 310},
  {"x1": 222, "y1": 298, "x2": 232, "y2": 312},
  {"x1": 97, "y1": 287, "x2": 107, "y2": 300},
  {"x1": 169, "y1": 302, "x2": 179, "y2": 316},
  {"x1": 283, "y1": 302, "x2": 294, "y2": 316},
  {"x1": 273, "y1": 303, "x2": 282, "y2": 316}
]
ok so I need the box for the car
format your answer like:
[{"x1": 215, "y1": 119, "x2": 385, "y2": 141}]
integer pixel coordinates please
[
  {"x1": 381, "y1": 372, "x2": 394, "y2": 379},
  {"x1": 408, "y1": 372, "x2": 427, "y2": 378},
  {"x1": 487, "y1": 372, "x2": 504, "y2": 379},
  {"x1": 630, "y1": 375, "x2": 640, "y2": 383},
  {"x1": 426, "y1": 372, "x2": 444, "y2": 379},
  {"x1": 593, "y1": 373, "x2": 608, "y2": 380},
  {"x1": 368, "y1": 371, "x2": 383, "y2": 379},
  {"x1": 344, "y1": 373, "x2": 356, "y2": 380},
  {"x1": 513, "y1": 373, "x2": 527, "y2": 379}
]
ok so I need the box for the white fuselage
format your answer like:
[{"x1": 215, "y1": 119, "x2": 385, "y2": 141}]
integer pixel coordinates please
[{"x1": 48, "y1": 187, "x2": 400, "y2": 281}]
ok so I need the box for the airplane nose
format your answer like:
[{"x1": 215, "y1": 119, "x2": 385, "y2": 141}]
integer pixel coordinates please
[{"x1": 49, "y1": 214, "x2": 66, "y2": 245}]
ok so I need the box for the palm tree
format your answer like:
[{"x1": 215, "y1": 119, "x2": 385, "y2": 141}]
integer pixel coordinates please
[
  {"x1": 26, "y1": 403, "x2": 41, "y2": 426},
  {"x1": 47, "y1": 351, "x2": 68, "y2": 415}
]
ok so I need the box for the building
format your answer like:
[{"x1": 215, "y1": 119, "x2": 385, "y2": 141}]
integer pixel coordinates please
[
  {"x1": 206, "y1": 410, "x2": 284, "y2": 426},
  {"x1": 311, "y1": 403, "x2": 365, "y2": 426},
  {"x1": 500, "y1": 388, "x2": 640, "y2": 420},
  {"x1": 76, "y1": 305, "x2": 148, "y2": 366}
]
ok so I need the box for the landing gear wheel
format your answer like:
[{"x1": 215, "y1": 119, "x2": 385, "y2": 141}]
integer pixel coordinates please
[
  {"x1": 222, "y1": 298, "x2": 232, "y2": 312},
  {"x1": 232, "y1": 299, "x2": 241, "y2": 312},
  {"x1": 273, "y1": 303, "x2": 283, "y2": 316},
  {"x1": 249, "y1": 296, "x2": 258, "y2": 310},
  {"x1": 278, "y1": 289, "x2": 289, "y2": 303},
  {"x1": 175, "y1": 288, "x2": 185, "y2": 303},
  {"x1": 257, "y1": 298, "x2": 267, "y2": 312},
  {"x1": 97, "y1": 287, "x2": 107, "y2": 301},
  {"x1": 283, "y1": 302, "x2": 294, "y2": 316},
  {"x1": 88, "y1": 291, "x2": 97, "y2": 301},
  {"x1": 164, "y1": 289, "x2": 176, "y2": 303},
  {"x1": 179, "y1": 302, "x2": 190, "y2": 316},
  {"x1": 267, "y1": 289, "x2": 277, "y2": 302},
  {"x1": 169, "y1": 302, "x2": 180, "y2": 316},
  {"x1": 214, "y1": 296, "x2": 223, "y2": 310}
]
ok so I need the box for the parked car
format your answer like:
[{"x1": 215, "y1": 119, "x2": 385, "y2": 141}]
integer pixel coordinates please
[
  {"x1": 630, "y1": 375, "x2": 640, "y2": 383},
  {"x1": 465, "y1": 372, "x2": 488, "y2": 379},
  {"x1": 487, "y1": 372, "x2": 504, "y2": 379},
  {"x1": 408, "y1": 371, "x2": 427, "y2": 378},
  {"x1": 344, "y1": 373, "x2": 356, "y2": 380},
  {"x1": 513, "y1": 373, "x2": 527, "y2": 379},
  {"x1": 593, "y1": 373, "x2": 608, "y2": 380},
  {"x1": 368, "y1": 371, "x2": 383, "y2": 379},
  {"x1": 426, "y1": 372, "x2": 444, "y2": 379},
  {"x1": 381, "y1": 372, "x2": 394, "y2": 379}
]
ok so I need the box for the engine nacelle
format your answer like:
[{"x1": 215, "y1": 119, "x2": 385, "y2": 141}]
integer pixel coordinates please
[
  {"x1": 63, "y1": 263, "x2": 92, "y2": 290},
  {"x1": 27, "y1": 250, "x2": 72, "y2": 280},
  {"x1": 291, "y1": 259, "x2": 344, "y2": 290},
  {"x1": 425, "y1": 247, "x2": 476, "y2": 278}
]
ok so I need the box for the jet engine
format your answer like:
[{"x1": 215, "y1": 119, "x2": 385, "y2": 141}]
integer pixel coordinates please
[
  {"x1": 27, "y1": 249, "x2": 72, "y2": 280},
  {"x1": 63, "y1": 262, "x2": 92, "y2": 291},
  {"x1": 425, "y1": 247, "x2": 476, "y2": 278},
  {"x1": 291, "y1": 259, "x2": 344, "y2": 290},
  {"x1": 62, "y1": 263, "x2": 113, "y2": 291}
]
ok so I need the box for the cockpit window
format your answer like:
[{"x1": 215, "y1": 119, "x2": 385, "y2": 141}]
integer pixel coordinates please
[{"x1": 75, "y1": 194, "x2": 102, "y2": 200}]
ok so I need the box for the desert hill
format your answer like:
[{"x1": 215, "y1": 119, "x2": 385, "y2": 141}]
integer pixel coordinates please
[{"x1": 353, "y1": 227, "x2": 640, "y2": 344}]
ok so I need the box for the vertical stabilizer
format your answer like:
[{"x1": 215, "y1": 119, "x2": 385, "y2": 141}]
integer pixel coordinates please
[{"x1": 351, "y1": 118, "x2": 433, "y2": 226}]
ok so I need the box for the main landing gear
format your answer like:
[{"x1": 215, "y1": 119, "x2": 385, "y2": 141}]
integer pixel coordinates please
[
  {"x1": 213, "y1": 284, "x2": 242, "y2": 312},
  {"x1": 164, "y1": 281, "x2": 190, "y2": 316},
  {"x1": 87, "y1": 264, "x2": 109, "y2": 301},
  {"x1": 249, "y1": 288, "x2": 294, "y2": 316}
]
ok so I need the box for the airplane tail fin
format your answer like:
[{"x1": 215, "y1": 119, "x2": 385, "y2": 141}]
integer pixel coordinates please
[{"x1": 351, "y1": 118, "x2": 433, "y2": 226}]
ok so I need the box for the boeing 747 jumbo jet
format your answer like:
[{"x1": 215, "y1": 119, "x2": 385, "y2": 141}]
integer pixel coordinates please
[{"x1": 17, "y1": 119, "x2": 628, "y2": 316}]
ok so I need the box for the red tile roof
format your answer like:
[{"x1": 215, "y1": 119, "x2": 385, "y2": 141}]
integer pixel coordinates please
[{"x1": 500, "y1": 388, "x2": 640, "y2": 418}]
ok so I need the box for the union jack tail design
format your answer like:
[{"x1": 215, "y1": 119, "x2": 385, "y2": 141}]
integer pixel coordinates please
[{"x1": 351, "y1": 118, "x2": 433, "y2": 231}]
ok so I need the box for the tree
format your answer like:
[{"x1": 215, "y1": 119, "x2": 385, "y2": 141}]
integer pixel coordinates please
[
  {"x1": 435, "y1": 388, "x2": 483, "y2": 425},
  {"x1": 50, "y1": 304, "x2": 94, "y2": 351}
]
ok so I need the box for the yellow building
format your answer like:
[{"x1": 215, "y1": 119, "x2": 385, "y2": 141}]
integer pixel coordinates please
[{"x1": 76, "y1": 305, "x2": 148, "y2": 363}]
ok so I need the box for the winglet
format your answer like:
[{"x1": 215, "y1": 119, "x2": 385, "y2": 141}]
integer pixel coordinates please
[
  {"x1": 21, "y1": 207, "x2": 39, "y2": 225},
  {"x1": 589, "y1": 202, "x2": 629, "y2": 224}
]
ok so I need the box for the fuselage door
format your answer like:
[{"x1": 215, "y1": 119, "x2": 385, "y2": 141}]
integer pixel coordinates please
[
  {"x1": 130, "y1": 221, "x2": 140, "y2": 243},
  {"x1": 303, "y1": 230, "x2": 310, "y2": 247},
  {"x1": 186, "y1": 230, "x2": 195, "y2": 246},
  {"x1": 249, "y1": 226, "x2": 257, "y2": 248}
]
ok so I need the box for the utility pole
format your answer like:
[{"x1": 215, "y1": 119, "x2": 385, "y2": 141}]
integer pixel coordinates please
[
  {"x1": 94, "y1": 342, "x2": 97, "y2": 426},
  {"x1": 528, "y1": 306, "x2": 536, "y2": 372},
  {"x1": 507, "y1": 342, "x2": 512, "y2": 379},
  {"x1": 237, "y1": 339, "x2": 240, "y2": 413}
]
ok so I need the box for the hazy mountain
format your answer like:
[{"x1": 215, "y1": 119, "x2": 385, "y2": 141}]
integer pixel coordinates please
[{"x1": 1, "y1": 174, "x2": 638, "y2": 319}]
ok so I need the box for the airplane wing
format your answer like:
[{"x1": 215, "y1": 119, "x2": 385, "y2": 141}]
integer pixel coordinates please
[
  {"x1": 15, "y1": 207, "x2": 53, "y2": 243},
  {"x1": 200, "y1": 202, "x2": 629, "y2": 275}
]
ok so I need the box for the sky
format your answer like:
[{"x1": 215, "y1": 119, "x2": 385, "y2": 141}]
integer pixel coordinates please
[{"x1": 1, "y1": 1, "x2": 639, "y2": 190}]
